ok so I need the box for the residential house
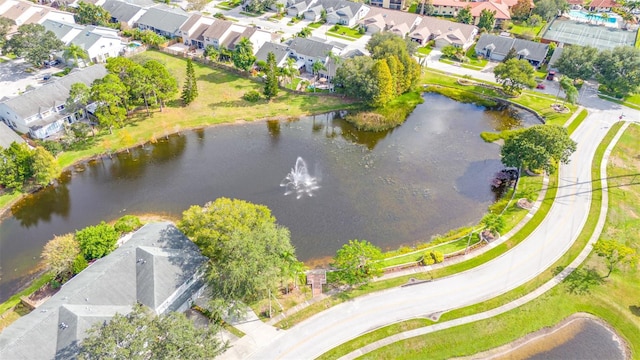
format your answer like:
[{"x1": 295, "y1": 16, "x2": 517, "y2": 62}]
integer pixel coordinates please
[
  {"x1": 135, "y1": 5, "x2": 189, "y2": 38},
  {"x1": 254, "y1": 41, "x2": 290, "y2": 67},
  {"x1": 0, "y1": 121, "x2": 24, "y2": 149},
  {"x1": 369, "y1": 0, "x2": 405, "y2": 11},
  {"x1": 320, "y1": 0, "x2": 370, "y2": 27},
  {"x1": 288, "y1": 0, "x2": 315, "y2": 17},
  {"x1": 0, "y1": 0, "x2": 75, "y2": 33},
  {"x1": 42, "y1": 20, "x2": 124, "y2": 64},
  {"x1": 587, "y1": 0, "x2": 619, "y2": 12},
  {"x1": 429, "y1": 0, "x2": 511, "y2": 27},
  {"x1": 102, "y1": 0, "x2": 148, "y2": 29},
  {"x1": 179, "y1": 13, "x2": 215, "y2": 49},
  {"x1": 0, "y1": 222, "x2": 208, "y2": 360},
  {"x1": 0, "y1": 65, "x2": 107, "y2": 139},
  {"x1": 475, "y1": 33, "x2": 549, "y2": 66},
  {"x1": 318, "y1": 48, "x2": 364, "y2": 81},
  {"x1": 408, "y1": 15, "x2": 478, "y2": 49},
  {"x1": 287, "y1": 36, "x2": 338, "y2": 72},
  {"x1": 202, "y1": 19, "x2": 271, "y2": 52},
  {"x1": 360, "y1": 6, "x2": 421, "y2": 34}
]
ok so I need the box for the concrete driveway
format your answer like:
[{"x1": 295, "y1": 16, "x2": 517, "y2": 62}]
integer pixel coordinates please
[{"x1": 0, "y1": 58, "x2": 60, "y2": 100}]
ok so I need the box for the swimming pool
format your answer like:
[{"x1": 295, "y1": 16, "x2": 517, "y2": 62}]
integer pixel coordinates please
[{"x1": 568, "y1": 10, "x2": 617, "y2": 24}]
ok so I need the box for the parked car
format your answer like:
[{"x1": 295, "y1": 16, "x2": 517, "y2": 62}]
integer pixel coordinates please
[
  {"x1": 536, "y1": 83, "x2": 546, "y2": 89},
  {"x1": 44, "y1": 59, "x2": 60, "y2": 67},
  {"x1": 546, "y1": 71, "x2": 556, "y2": 81},
  {"x1": 43, "y1": 73, "x2": 51, "y2": 81}
]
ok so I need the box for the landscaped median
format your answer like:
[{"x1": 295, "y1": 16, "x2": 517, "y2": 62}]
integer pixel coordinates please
[{"x1": 320, "y1": 122, "x2": 640, "y2": 360}]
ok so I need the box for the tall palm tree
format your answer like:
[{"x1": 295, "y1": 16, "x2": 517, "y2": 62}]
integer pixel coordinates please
[
  {"x1": 283, "y1": 57, "x2": 299, "y2": 89},
  {"x1": 63, "y1": 44, "x2": 89, "y2": 68}
]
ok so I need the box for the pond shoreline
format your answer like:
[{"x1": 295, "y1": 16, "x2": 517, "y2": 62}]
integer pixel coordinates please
[{"x1": 454, "y1": 313, "x2": 630, "y2": 360}]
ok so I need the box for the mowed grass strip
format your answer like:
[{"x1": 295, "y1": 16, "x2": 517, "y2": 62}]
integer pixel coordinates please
[{"x1": 356, "y1": 122, "x2": 640, "y2": 360}]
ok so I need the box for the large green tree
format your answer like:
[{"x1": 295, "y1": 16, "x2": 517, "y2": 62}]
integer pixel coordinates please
[
  {"x1": 41, "y1": 233, "x2": 79, "y2": 276},
  {"x1": 0, "y1": 17, "x2": 13, "y2": 46},
  {"x1": 3, "y1": 24, "x2": 64, "y2": 67},
  {"x1": 334, "y1": 56, "x2": 377, "y2": 100},
  {"x1": 559, "y1": 76, "x2": 578, "y2": 105},
  {"x1": 66, "y1": 83, "x2": 91, "y2": 117},
  {"x1": 594, "y1": 46, "x2": 640, "y2": 97},
  {"x1": 232, "y1": 37, "x2": 256, "y2": 71},
  {"x1": 511, "y1": 0, "x2": 533, "y2": 20},
  {"x1": 0, "y1": 142, "x2": 35, "y2": 190},
  {"x1": 90, "y1": 74, "x2": 128, "y2": 132},
  {"x1": 478, "y1": 9, "x2": 497, "y2": 32},
  {"x1": 79, "y1": 304, "x2": 228, "y2": 360},
  {"x1": 371, "y1": 59, "x2": 394, "y2": 107},
  {"x1": 76, "y1": 221, "x2": 119, "y2": 260},
  {"x1": 554, "y1": 45, "x2": 598, "y2": 81},
  {"x1": 144, "y1": 60, "x2": 178, "y2": 111},
  {"x1": 593, "y1": 239, "x2": 637, "y2": 278},
  {"x1": 500, "y1": 124, "x2": 576, "y2": 173},
  {"x1": 74, "y1": 1, "x2": 111, "y2": 26},
  {"x1": 533, "y1": 0, "x2": 568, "y2": 21},
  {"x1": 181, "y1": 58, "x2": 198, "y2": 105},
  {"x1": 178, "y1": 198, "x2": 299, "y2": 303},
  {"x1": 456, "y1": 6, "x2": 473, "y2": 24},
  {"x1": 263, "y1": 51, "x2": 279, "y2": 100},
  {"x1": 32, "y1": 146, "x2": 60, "y2": 187},
  {"x1": 331, "y1": 239, "x2": 383, "y2": 286},
  {"x1": 493, "y1": 58, "x2": 537, "y2": 95}
]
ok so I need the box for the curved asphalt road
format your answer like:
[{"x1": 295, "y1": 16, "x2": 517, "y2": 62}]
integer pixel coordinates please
[{"x1": 246, "y1": 93, "x2": 638, "y2": 359}]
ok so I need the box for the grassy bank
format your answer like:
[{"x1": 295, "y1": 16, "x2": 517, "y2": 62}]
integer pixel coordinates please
[
  {"x1": 344, "y1": 91, "x2": 423, "y2": 132},
  {"x1": 355, "y1": 123, "x2": 640, "y2": 360},
  {"x1": 53, "y1": 51, "x2": 360, "y2": 169}
]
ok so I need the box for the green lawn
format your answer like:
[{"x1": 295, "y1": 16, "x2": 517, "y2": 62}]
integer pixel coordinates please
[
  {"x1": 327, "y1": 25, "x2": 363, "y2": 39},
  {"x1": 308, "y1": 21, "x2": 324, "y2": 29},
  {"x1": 566, "y1": 108, "x2": 588, "y2": 135},
  {"x1": 417, "y1": 46, "x2": 432, "y2": 56},
  {"x1": 508, "y1": 20, "x2": 546, "y2": 37},
  {"x1": 54, "y1": 51, "x2": 360, "y2": 169},
  {"x1": 355, "y1": 123, "x2": 640, "y2": 360}
]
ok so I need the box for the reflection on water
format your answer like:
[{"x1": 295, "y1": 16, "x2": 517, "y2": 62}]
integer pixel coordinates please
[
  {"x1": 492, "y1": 317, "x2": 626, "y2": 360},
  {"x1": 0, "y1": 94, "x2": 539, "y2": 300}
]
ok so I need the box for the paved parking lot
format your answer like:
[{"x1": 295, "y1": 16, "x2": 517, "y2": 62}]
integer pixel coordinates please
[{"x1": 0, "y1": 57, "x2": 64, "y2": 100}]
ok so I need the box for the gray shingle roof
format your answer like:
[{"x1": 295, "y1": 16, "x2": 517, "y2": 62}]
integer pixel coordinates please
[
  {"x1": 476, "y1": 34, "x2": 549, "y2": 63},
  {"x1": 0, "y1": 222, "x2": 207, "y2": 360},
  {"x1": 255, "y1": 41, "x2": 290, "y2": 64},
  {"x1": 318, "y1": 0, "x2": 365, "y2": 18},
  {"x1": 0, "y1": 121, "x2": 23, "y2": 148},
  {"x1": 288, "y1": 37, "x2": 335, "y2": 58},
  {"x1": 136, "y1": 6, "x2": 189, "y2": 35},
  {"x1": 0, "y1": 64, "x2": 108, "y2": 121},
  {"x1": 102, "y1": 0, "x2": 144, "y2": 23},
  {"x1": 202, "y1": 19, "x2": 233, "y2": 40},
  {"x1": 41, "y1": 19, "x2": 83, "y2": 39}
]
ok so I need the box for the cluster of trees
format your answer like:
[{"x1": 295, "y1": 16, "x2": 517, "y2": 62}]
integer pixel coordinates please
[
  {"x1": 0, "y1": 142, "x2": 60, "y2": 190},
  {"x1": 69, "y1": 57, "x2": 177, "y2": 132},
  {"x1": 74, "y1": 1, "x2": 112, "y2": 27},
  {"x1": 335, "y1": 33, "x2": 421, "y2": 107},
  {"x1": 500, "y1": 124, "x2": 576, "y2": 174},
  {"x1": 178, "y1": 198, "x2": 304, "y2": 312},
  {"x1": 455, "y1": 7, "x2": 496, "y2": 31},
  {"x1": 3, "y1": 23, "x2": 64, "y2": 67},
  {"x1": 41, "y1": 216, "x2": 142, "y2": 280},
  {"x1": 121, "y1": 29, "x2": 167, "y2": 48},
  {"x1": 242, "y1": 0, "x2": 276, "y2": 13},
  {"x1": 79, "y1": 304, "x2": 228, "y2": 360},
  {"x1": 555, "y1": 45, "x2": 640, "y2": 97}
]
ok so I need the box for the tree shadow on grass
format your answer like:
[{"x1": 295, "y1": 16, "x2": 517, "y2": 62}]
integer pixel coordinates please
[
  {"x1": 563, "y1": 267, "x2": 604, "y2": 295},
  {"x1": 629, "y1": 305, "x2": 640, "y2": 316}
]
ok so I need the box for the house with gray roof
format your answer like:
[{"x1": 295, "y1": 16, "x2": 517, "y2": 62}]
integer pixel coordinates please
[
  {"x1": 287, "y1": 37, "x2": 338, "y2": 72},
  {"x1": 255, "y1": 41, "x2": 291, "y2": 67},
  {"x1": 475, "y1": 34, "x2": 549, "y2": 67},
  {"x1": 0, "y1": 222, "x2": 208, "y2": 360},
  {"x1": 180, "y1": 13, "x2": 215, "y2": 49},
  {"x1": 287, "y1": 0, "x2": 316, "y2": 17},
  {"x1": 43, "y1": 20, "x2": 123, "y2": 64},
  {"x1": 0, "y1": 121, "x2": 24, "y2": 149},
  {"x1": 102, "y1": 0, "x2": 148, "y2": 28},
  {"x1": 201, "y1": 19, "x2": 271, "y2": 53},
  {"x1": 135, "y1": 5, "x2": 189, "y2": 38},
  {"x1": 0, "y1": 65, "x2": 107, "y2": 139},
  {"x1": 303, "y1": 0, "x2": 369, "y2": 27}
]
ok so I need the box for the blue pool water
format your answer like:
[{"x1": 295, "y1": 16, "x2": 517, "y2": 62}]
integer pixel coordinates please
[{"x1": 569, "y1": 10, "x2": 617, "y2": 23}]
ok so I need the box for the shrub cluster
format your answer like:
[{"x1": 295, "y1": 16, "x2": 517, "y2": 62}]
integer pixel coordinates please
[{"x1": 421, "y1": 251, "x2": 444, "y2": 265}]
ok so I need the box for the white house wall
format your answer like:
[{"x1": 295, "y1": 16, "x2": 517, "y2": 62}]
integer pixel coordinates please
[{"x1": 87, "y1": 37, "x2": 124, "y2": 63}]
